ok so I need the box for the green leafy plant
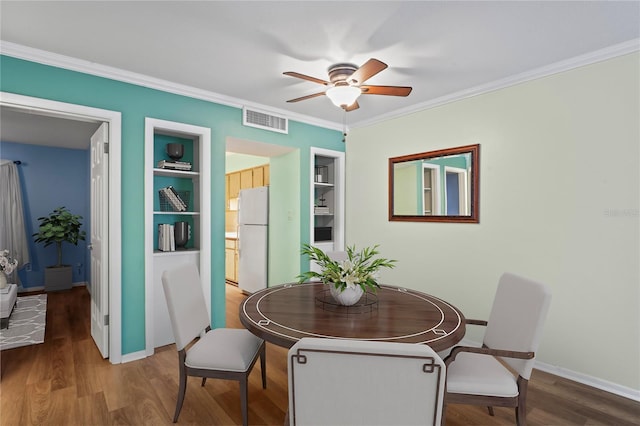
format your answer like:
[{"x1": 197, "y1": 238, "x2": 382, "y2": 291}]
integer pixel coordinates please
[
  {"x1": 33, "y1": 207, "x2": 86, "y2": 267},
  {"x1": 297, "y1": 243, "x2": 396, "y2": 292}
]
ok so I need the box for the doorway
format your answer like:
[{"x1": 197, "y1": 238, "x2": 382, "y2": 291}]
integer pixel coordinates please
[
  {"x1": 225, "y1": 137, "x2": 297, "y2": 289},
  {"x1": 444, "y1": 166, "x2": 469, "y2": 216},
  {"x1": 0, "y1": 92, "x2": 123, "y2": 363}
]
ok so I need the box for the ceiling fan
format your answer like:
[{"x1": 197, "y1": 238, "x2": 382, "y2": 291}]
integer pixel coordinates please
[{"x1": 284, "y1": 58, "x2": 412, "y2": 111}]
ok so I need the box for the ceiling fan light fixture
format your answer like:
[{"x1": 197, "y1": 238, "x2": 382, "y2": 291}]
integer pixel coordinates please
[{"x1": 326, "y1": 85, "x2": 361, "y2": 108}]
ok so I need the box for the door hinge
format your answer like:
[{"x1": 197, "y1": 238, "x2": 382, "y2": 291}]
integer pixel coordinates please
[
  {"x1": 103, "y1": 142, "x2": 109, "y2": 154},
  {"x1": 104, "y1": 314, "x2": 109, "y2": 326}
]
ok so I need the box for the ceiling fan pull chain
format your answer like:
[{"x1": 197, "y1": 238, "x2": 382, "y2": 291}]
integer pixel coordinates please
[{"x1": 342, "y1": 110, "x2": 347, "y2": 143}]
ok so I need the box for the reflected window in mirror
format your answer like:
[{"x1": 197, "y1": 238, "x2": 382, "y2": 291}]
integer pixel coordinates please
[{"x1": 389, "y1": 144, "x2": 479, "y2": 223}]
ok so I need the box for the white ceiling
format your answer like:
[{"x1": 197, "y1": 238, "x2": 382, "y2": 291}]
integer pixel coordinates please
[{"x1": 1, "y1": 1, "x2": 639, "y2": 149}]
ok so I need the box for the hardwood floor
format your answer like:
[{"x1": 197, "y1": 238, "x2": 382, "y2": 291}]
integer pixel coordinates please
[{"x1": 1, "y1": 285, "x2": 638, "y2": 425}]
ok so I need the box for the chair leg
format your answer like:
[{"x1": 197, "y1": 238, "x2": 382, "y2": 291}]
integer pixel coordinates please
[
  {"x1": 240, "y1": 376, "x2": 249, "y2": 426},
  {"x1": 516, "y1": 376, "x2": 529, "y2": 426},
  {"x1": 173, "y1": 364, "x2": 188, "y2": 423},
  {"x1": 260, "y1": 344, "x2": 267, "y2": 389},
  {"x1": 201, "y1": 377, "x2": 207, "y2": 387},
  {"x1": 487, "y1": 406, "x2": 495, "y2": 416}
]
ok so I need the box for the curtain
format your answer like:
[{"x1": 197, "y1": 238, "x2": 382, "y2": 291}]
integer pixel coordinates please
[{"x1": 0, "y1": 159, "x2": 30, "y2": 285}]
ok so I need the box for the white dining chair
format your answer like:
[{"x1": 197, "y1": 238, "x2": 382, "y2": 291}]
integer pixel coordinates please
[
  {"x1": 442, "y1": 272, "x2": 552, "y2": 426},
  {"x1": 162, "y1": 263, "x2": 266, "y2": 426},
  {"x1": 287, "y1": 337, "x2": 446, "y2": 426}
]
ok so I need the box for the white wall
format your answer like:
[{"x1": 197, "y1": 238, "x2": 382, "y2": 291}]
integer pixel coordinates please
[{"x1": 346, "y1": 53, "x2": 639, "y2": 392}]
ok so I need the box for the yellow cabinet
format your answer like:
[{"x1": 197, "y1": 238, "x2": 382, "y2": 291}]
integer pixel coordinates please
[
  {"x1": 240, "y1": 169, "x2": 253, "y2": 189},
  {"x1": 252, "y1": 166, "x2": 264, "y2": 187},
  {"x1": 228, "y1": 172, "x2": 241, "y2": 200}
]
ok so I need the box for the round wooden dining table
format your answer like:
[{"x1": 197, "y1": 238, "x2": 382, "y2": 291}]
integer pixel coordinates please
[{"x1": 239, "y1": 282, "x2": 466, "y2": 352}]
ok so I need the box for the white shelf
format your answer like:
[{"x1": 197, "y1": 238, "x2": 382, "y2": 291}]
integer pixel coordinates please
[
  {"x1": 153, "y1": 168, "x2": 199, "y2": 178},
  {"x1": 153, "y1": 248, "x2": 200, "y2": 256},
  {"x1": 310, "y1": 148, "x2": 345, "y2": 253},
  {"x1": 153, "y1": 211, "x2": 200, "y2": 216},
  {"x1": 145, "y1": 118, "x2": 211, "y2": 355}
]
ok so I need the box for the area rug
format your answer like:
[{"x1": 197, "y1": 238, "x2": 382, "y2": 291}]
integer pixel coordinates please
[{"x1": 0, "y1": 294, "x2": 47, "y2": 351}]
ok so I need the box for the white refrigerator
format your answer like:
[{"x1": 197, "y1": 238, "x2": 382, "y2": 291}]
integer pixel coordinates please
[{"x1": 238, "y1": 186, "x2": 268, "y2": 293}]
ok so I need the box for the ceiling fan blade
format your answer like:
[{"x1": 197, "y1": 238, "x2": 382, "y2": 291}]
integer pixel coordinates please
[
  {"x1": 286, "y1": 92, "x2": 326, "y2": 103},
  {"x1": 283, "y1": 71, "x2": 330, "y2": 86},
  {"x1": 360, "y1": 85, "x2": 412, "y2": 97},
  {"x1": 348, "y1": 58, "x2": 388, "y2": 85},
  {"x1": 344, "y1": 101, "x2": 359, "y2": 112}
]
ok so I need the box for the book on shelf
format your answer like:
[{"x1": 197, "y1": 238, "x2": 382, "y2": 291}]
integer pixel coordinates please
[
  {"x1": 159, "y1": 186, "x2": 187, "y2": 212},
  {"x1": 157, "y1": 160, "x2": 192, "y2": 171},
  {"x1": 158, "y1": 223, "x2": 176, "y2": 251}
]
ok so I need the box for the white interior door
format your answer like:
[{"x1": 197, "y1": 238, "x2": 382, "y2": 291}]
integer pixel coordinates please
[{"x1": 90, "y1": 122, "x2": 109, "y2": 358}]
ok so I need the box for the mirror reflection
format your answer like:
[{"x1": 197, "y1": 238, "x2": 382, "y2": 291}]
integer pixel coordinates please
[{"x1": 389, "y1": 144, "x2": 479, "y2": 223}]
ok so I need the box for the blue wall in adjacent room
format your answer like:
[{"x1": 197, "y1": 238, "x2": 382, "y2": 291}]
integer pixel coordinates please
[{"x1": 0, "y1": 141, "x2": 90, "y2": 289}]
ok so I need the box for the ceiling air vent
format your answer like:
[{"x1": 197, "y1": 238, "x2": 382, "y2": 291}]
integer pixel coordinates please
[{"x1": 243, "y1": 107, "x2": 288, "y2": 134}]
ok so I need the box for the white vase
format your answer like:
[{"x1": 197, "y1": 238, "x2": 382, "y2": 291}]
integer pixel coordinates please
[
  {"x1": 329, "y1": 283, "x2": 364, "y2": 306},
  {"x1": 0, "y1": 273, "x2": 8, "y2": 289}
]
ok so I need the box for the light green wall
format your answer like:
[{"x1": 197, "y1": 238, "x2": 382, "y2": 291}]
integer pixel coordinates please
[
  {"x1": 269, "y1": 150, "x2": 301, "y2": 285},
  {"x1": 0, "y1": 55, "x2": 343, "y2": 355},
  {"x1": 225, "y1": 152, "x2": 269, "y2": 173},
  {"x1": 346, "y1": 53, "x2": 639, "y2": 391}
]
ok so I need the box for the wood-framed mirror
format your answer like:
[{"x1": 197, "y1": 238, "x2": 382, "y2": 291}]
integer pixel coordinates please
[{"x1": 389, "y1": 144, "x2": 479, "y2": 223}]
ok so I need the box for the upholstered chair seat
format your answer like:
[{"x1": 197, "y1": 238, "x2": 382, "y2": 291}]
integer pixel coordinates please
[
  {"x1": 446, "y1": 352, "x2": 519, "y2": 397},
  {"x1": 184, "y1": 328, "x2": 263, "y2": 372}
]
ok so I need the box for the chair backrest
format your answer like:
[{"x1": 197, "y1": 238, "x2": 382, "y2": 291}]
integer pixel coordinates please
[
  {"x1": 162, "y1": 263, "x2": 210, "y2": 351},
  {"x1": 288, "y1": 338, "x2": 446, "y2": 426},
  {"x1": 483, "y1": 272, "x2": 552, "y2": 380}
]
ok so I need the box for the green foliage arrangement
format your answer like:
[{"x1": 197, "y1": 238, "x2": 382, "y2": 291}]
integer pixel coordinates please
[
  {"x1": 33, "y1": 206, "x2": 86, "y2": 267},
  {"x1": 297, "y1": 243, "x2": 396, "y2": 292}
]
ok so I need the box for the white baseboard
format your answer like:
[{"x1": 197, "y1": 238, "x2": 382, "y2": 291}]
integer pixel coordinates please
[
  {"x1": 120, "y1": 349, "x2": 147, "y2": 364},
  {"x1": 534, "y1": 361, "x2": 640, "y2": 402}
]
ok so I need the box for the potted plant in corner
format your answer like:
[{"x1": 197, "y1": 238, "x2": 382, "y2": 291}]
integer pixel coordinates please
[
  {"x1": 33, "y1": 206, "x2": 86, "y2": 291},
  {"x1": 297, "y1": 243, "x2": 396, "y2": 306}
]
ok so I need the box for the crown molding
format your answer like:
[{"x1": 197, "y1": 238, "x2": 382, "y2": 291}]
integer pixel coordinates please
[
  {"x1": 351, "y1": 38, "x2": 640, "y2": 129},
  {"x1": 0, "y1": 40, "x2": 342, "y2": 132},
  {"x1": 2, "y1": 39, "x2": 637, "y2": 132}
]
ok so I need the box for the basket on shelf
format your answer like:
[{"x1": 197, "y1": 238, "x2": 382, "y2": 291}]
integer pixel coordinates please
[{"x1": 159, "y1": 187, "x2": 190, "y2": 212}]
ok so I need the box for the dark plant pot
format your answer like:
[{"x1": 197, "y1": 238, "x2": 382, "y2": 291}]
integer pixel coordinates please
[
  {"x1": 44, "y1": 265, "x2": 73, "y2": 292},
  {"x1": 166, "y1": 143, "x2": 184, "y2": 160}
]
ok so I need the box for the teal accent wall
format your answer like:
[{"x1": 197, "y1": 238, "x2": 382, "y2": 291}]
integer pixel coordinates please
[{"x1": 0, "y1": 55, "x2": 343, "y2": 355}]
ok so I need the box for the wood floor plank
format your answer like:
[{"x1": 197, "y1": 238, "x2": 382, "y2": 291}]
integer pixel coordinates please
[
  {"x1": 76, "y1": 392, "x2": 110, "y2": 426},
  {"x1": 1, "y1": 285, "x2": 638, "y2": 425}
]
